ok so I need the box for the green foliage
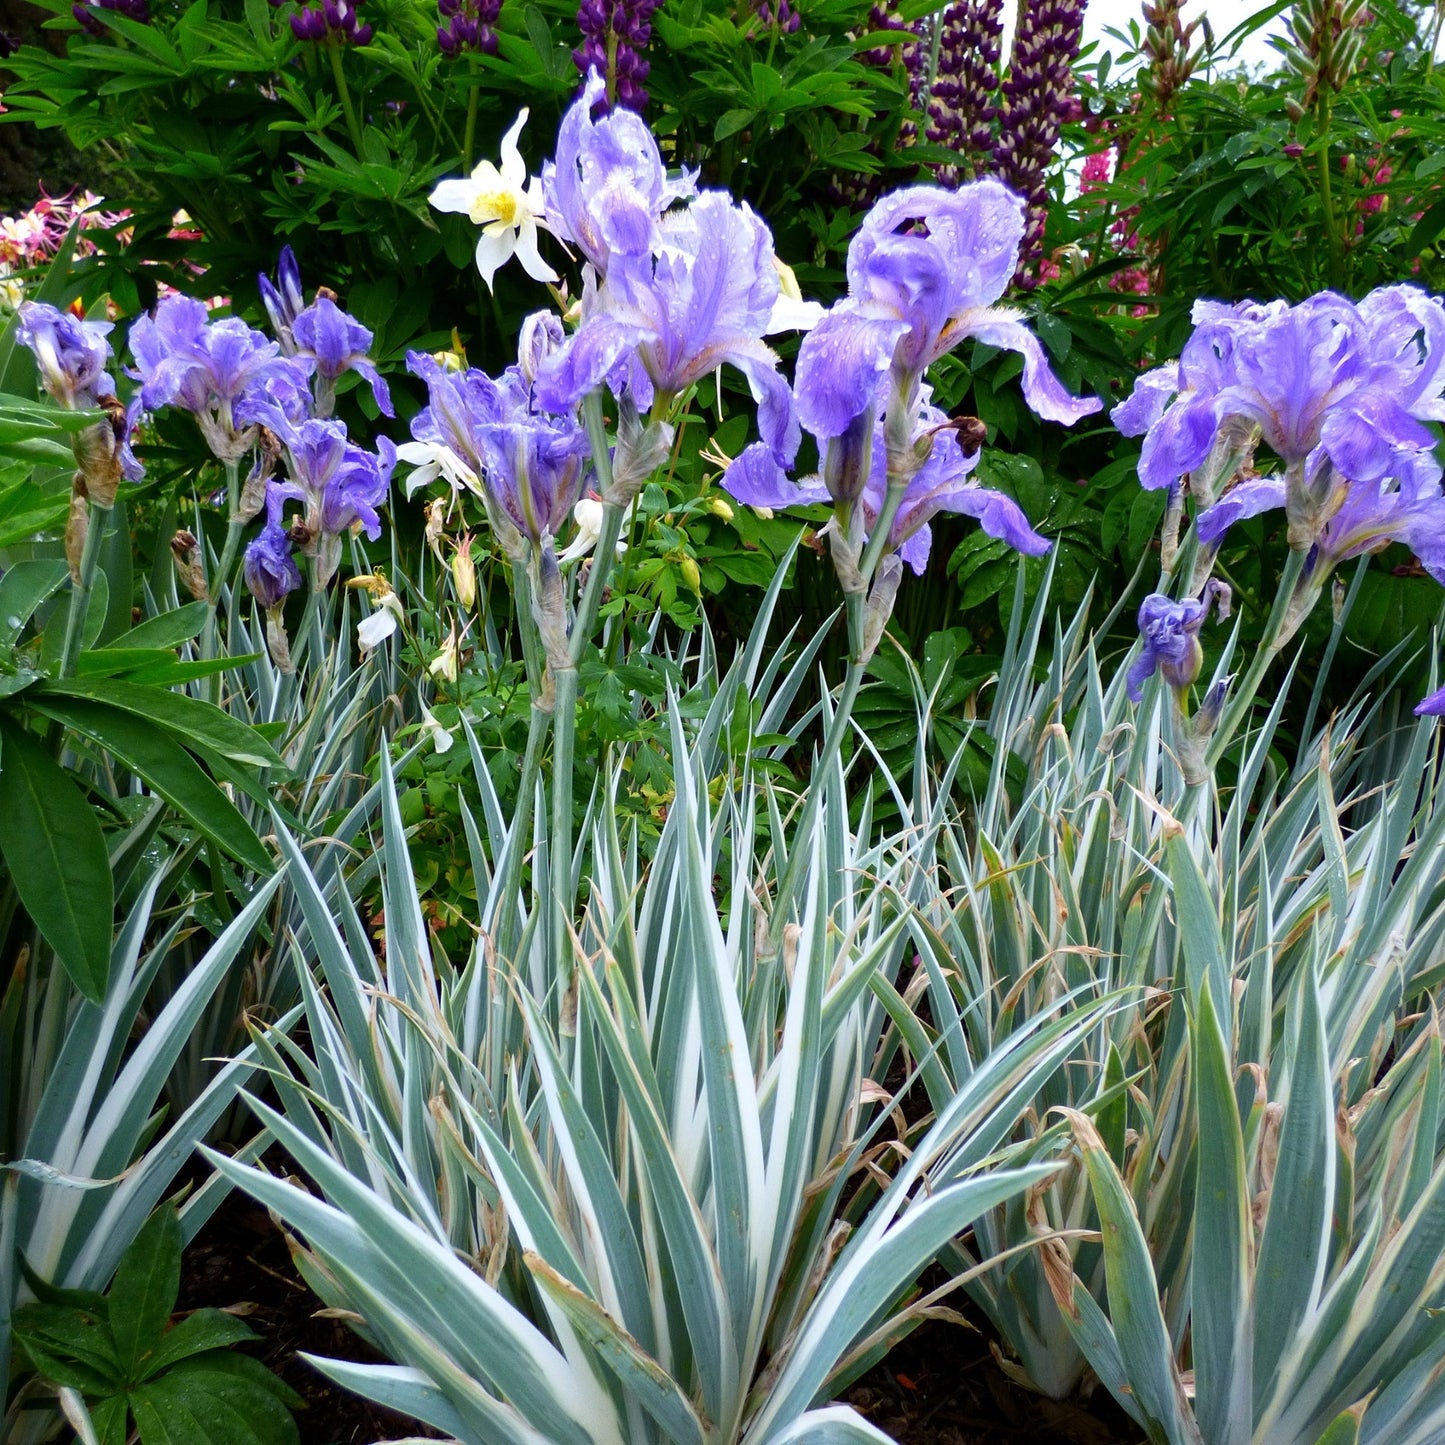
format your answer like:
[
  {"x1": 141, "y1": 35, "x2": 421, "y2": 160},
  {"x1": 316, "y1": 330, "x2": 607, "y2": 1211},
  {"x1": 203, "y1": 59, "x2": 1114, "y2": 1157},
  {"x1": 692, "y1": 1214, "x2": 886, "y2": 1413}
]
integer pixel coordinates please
[{"x1": 13, "y1": 1207, "x2": 301, "y2": 1445}]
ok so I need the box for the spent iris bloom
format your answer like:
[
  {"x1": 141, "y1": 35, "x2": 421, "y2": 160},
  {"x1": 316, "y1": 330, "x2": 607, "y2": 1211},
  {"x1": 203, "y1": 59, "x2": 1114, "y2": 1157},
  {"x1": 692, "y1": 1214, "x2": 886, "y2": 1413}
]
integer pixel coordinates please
[
  {"x1": 540, "y1": 69, "x2": 695, "y2": 279},
  {"x1": 17, "y1": 301, "x2": 116, "y2": 410},
  {"x1": 793, "y1": 179, "x2": 1100, "y2": 447},
  {"x1": 429, "y1": 111, "x2": 558, "y2": 290},
  {"x1": 1127, "y1": 582, "x2": 1231, "y2": 703},
  {"x1": 129, "y1": 294, "x2": 312, "y2": 460},
  {"x1": 1113, "y1": 287, "x2": 1445, "y2": 500},
  {"x1": 534, "y1": 191, "x2": 799, "y2": 465},
  {"x1": 243, "y1": 490, "x2": 303, "y2": 611},
  {"x1": 292, "y1": 295, "x2": 394, "y2": 417}
]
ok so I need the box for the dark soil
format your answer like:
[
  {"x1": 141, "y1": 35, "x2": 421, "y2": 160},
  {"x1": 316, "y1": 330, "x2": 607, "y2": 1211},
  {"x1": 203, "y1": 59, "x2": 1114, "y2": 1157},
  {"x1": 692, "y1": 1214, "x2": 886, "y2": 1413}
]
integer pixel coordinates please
[{"x1": 179, "y1": 1185, "x2": 1144, "y2": 1445}]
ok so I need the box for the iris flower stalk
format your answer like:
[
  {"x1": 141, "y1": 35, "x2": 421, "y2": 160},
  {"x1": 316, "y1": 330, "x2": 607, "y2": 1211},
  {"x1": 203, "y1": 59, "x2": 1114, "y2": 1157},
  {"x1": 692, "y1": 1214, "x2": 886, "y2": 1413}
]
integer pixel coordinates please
[{"x1": 16, "y1": 302, "x2": 138, "y2": 679}]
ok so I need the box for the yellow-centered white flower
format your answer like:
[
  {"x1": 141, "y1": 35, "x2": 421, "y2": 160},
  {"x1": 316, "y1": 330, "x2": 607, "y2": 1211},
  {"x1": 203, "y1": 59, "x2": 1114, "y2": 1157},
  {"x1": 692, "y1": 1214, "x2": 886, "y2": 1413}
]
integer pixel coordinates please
[{"x1": 429, "y1": 111, "x2": 559, "y2": 291}]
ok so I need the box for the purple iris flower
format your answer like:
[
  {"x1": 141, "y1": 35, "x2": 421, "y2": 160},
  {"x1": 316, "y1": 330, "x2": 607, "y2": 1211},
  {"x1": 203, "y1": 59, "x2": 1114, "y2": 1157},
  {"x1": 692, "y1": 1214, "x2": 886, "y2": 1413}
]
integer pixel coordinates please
[
  {"x1": 129, "y1": 294, "x2": 312, "y2": 460},
  {"x1": 534, "y1": 191, "x2": 798, "y2": 464},
  {"x1": 258, "y1": 246, "x2": 306, "y2": 354},
  {"x1": 292, "y1": 296, "x2": 394, "y2": 418},
  {"x1": 1417, "y1": 685, "x2": 1445, "y2": 717},
  {"x1": 243, "y1": 489, "x2": 303, "y2": 610},
  {"x1": 17, "y1": 302, "x2": 116, "y2": 410},
  {"x1": 1126, "y1": 582, "x2": 1231, "y2": 703},
  {"x1": 406, "y1": 352, "x2": 591, "y2": 548},
  {"x1": 271, "y1": 416, "x2": 396, "y2": 539},
  {"x1": 721, "y1": 396, "x2": 1049, "y2": 573},
  {"x1": 263, "y1": 415, "x2": 395, "y2": 587},
  {"x1": 1197, "y1": 448, "x2": 1445, "y2": 583},
  {"x1": 540, "y1": 68, "x2": 695, "y2": 278},
  {"x1": 1113, "y1": 287, "x2": 1445, "y2": 495},
  {"x1": 793, "y1": 179, "x2": 1100, "y2": 445}
]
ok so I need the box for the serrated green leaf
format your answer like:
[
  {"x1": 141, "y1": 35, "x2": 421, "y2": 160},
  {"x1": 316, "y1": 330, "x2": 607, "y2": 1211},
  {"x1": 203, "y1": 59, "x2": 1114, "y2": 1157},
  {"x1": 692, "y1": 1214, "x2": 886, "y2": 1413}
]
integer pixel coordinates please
[{"x1": 109, "y1": 1208, "x2": 181, "y2": 1383}]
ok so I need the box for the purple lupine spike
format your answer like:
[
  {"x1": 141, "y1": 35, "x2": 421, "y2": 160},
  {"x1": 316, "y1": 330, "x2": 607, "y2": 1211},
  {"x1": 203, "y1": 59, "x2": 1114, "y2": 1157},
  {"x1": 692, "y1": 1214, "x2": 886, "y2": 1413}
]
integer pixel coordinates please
[
  {"x1": 436, "y1": 0, "x2": 498, "y2": 57},
  {"x1": 73, "y1": 0, "x2": 148, "y2": 29},
  {"x1": 574, "y1": 0, "x2": 661, "y2": 112},
  {"x1": 833, "y1": 3, "x2": 927, "y2": 209},
  {"x1": 991, "y1": 0, "x2": 1086, "y2": 279},
  {"x1": 926, "y1": 0, "x2": 1005, "y2": 186},
  {"x1": 753, "y1": 0, "x2": 799, "y2": 33},
  {"x1": 290, "y1": 0, "x2": 369, "y2": 44}
]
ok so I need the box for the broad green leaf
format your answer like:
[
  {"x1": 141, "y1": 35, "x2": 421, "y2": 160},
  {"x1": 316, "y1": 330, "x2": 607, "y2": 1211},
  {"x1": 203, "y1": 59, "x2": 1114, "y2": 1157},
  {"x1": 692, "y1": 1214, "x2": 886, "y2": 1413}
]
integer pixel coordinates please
[
  {"x1": 0, "y1": 558, "x2": 69, "y2": 649},
  {"x1": 27, "y1": 694, "x2": 273, "y2": 872},
  {"x1": 0, "y1": 716, "x2": 113, "y2": 1000},
  {"x1": 38, "y1": 676, "x2": 286, "y2": 768},
  {"x1": 13, "y1": 1302, "x2": 122, "y2": 1392},
  {"x1": 109, "y1": 1208, "x2": 182, "y2": 1382},
  {"x1": 101, "y1": 602, "x2": 209, "y2": 652},
  {"x1": 129, "y1": 1351, "x2": 300, "y2": 1445},
  {"x1": 39, "y1": 570, "x2": 110, "y2": 668}
]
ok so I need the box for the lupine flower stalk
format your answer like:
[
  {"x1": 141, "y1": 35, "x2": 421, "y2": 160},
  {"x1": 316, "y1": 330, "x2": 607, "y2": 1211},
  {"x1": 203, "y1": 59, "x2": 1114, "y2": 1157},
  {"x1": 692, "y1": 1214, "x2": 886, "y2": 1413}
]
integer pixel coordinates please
[
  {"x1": 286, "y1": 0, "x2": 372, "y2": 45},
  {"x1": 437, "y1": 0, "x2": 499, "y2": 54},
  {"x1": 990, "y1": 0, "x2": 1086, "y2": 278},
  {"x1": 574, "y1": 0, "x2": 660, "y2": 112},
  {"x1": 1283, "y1": 0, "x2": 1368, "y2": 108},
  {"x1": 72, "y1": 0, "x2": 147, "y2": 37},
  {"x1": 925, "y1": 0, "x2": 1006, "y2": 186},
  {"x1": 1139, "y1": 0, "x2": 1202, "y2": 115}
]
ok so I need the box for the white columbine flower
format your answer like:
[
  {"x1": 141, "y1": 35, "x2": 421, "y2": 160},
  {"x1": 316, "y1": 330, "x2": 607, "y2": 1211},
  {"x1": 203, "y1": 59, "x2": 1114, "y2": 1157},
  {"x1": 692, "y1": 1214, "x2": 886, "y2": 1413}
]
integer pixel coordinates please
[
  {"x1": 429, "y1": 110, "x2": 559, "y2": 291},
  {"x1": 357, "y1": 593, "x2": 404, "y2": 652},
  {"x1": 558, "y1": 497, "x2": 633, "y2": 564},
  {"x1": 419, "y1": 703, "x2": 454, "y2": 754},
  {"x1": 397, "y1": 439, "x2": 480, "y2": 498}
]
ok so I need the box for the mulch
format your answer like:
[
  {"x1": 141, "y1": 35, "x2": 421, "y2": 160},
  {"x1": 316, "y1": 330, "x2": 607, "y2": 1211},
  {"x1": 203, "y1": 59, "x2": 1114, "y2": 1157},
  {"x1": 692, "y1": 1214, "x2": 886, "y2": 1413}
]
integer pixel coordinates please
[{"x1": 177, "y1": 1185, "x2": 1144, "y2": 1445}]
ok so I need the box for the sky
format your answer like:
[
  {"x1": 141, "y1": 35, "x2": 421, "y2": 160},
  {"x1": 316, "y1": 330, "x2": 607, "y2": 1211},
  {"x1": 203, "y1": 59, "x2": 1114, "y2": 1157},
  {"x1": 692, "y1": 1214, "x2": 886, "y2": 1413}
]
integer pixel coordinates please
[{"x1": 1077, "y1": 0, "x2": 1289, "y2": 73}]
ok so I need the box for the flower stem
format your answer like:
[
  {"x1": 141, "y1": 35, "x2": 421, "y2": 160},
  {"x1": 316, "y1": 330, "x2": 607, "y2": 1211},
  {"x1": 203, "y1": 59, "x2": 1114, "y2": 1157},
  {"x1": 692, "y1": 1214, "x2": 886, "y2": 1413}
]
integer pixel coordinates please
[
  {"x1": 1204, "y1": 546, "x2": 1309, "y2": 769},
  {"x1": 768, "y1": 655, "x2": 866, "y2": 939},
  {"x1": 570, "y1": 393, "x2": 624, "y2": 666},
  {"x1": 201, "y1": 459, "x2": 246, "y2": 700},
  {"x1": 549, "y1": 660, "x2": 579, "y2": 982},
  {"x1": 327, "y1": 36, "x2": 366, "y2": 156},
  {"x1": 463, "y1": 78, "x2": 480, "y2": 170},
  {"x1": 58, "y1": 502, "x2": 109, "y2": 680},
  {"x1": 497, "y1": 700, "x2": 551, "y2": 965}
]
